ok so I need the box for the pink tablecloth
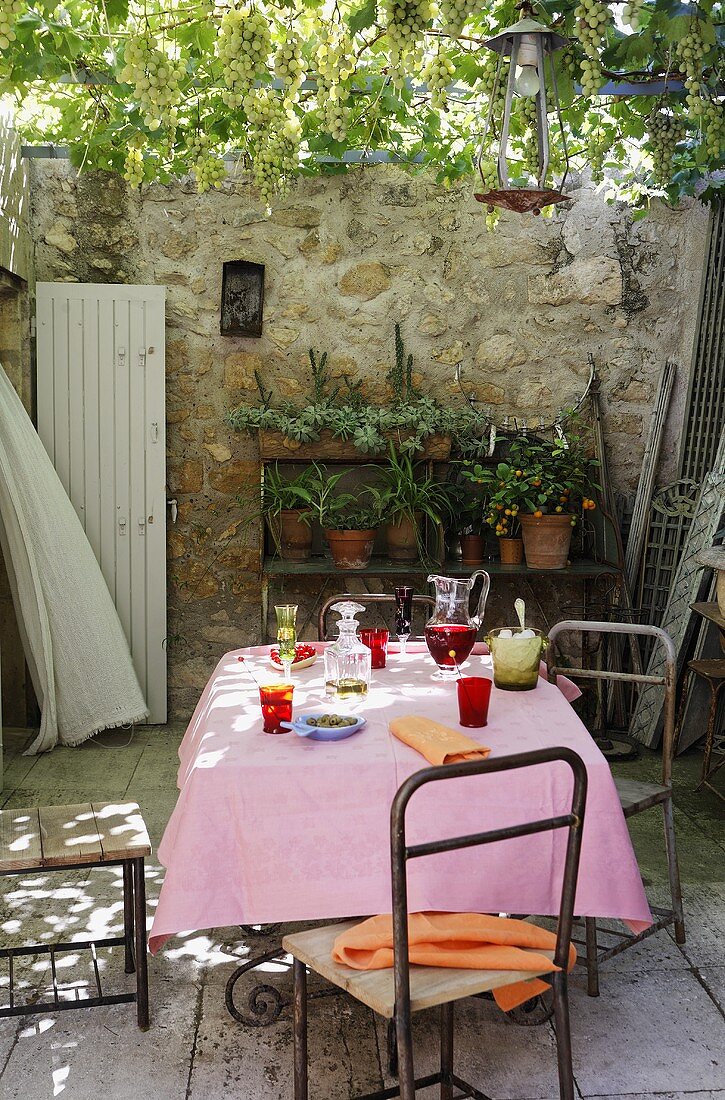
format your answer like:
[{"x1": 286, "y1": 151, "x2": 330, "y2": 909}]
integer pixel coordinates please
[{"x1": 150, "y1": 642, "x2": 651, "y2": 953}]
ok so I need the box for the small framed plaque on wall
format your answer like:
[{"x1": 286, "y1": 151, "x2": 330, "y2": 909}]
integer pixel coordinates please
[{"x1": 220, "y1": 259, "x2": 265, "y2": 337}]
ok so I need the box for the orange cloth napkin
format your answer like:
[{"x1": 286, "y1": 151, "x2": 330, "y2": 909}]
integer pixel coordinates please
[
  {"x1": 332, "y1": 912, "x2": 576, "y2": 1012},
  {"x1": 389, "y1": 715, "x2": 490, "y2": 765}
]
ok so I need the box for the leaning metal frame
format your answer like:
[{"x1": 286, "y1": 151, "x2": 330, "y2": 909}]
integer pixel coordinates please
[
  {"x1": 546, "y1": 620, "x2": 685, "y2": 996},
  {"x1": 0, "y1": 856, "x2": 149, "y2": 1027},
  {"x1": 291, "y1": 747, "x2": 588, "y2": 1100}
]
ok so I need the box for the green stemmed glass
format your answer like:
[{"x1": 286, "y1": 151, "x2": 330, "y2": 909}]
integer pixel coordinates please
[{"x1": 275, "y1": 604, "x2": 298, "y2": 682}]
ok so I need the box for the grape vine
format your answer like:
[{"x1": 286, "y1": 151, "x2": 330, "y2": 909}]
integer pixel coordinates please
[{"x1": 0, "y1": 0, "x2": 720, "y2": 213}]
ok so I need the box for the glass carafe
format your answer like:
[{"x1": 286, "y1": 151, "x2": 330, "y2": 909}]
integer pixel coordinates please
[
  {"x1": 324, "y1": 601, "x2": 372, "y2": 700},
  {"x1": 424, "y1": 572, "x2": 491, "y2": 679}
]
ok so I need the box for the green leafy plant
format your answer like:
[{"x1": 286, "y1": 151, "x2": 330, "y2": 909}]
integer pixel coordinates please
[
  {"x1": 261, "y1": 463, "x2": 315, "y2": 522},
  {"x1": 461, "y1": 459, "x2": 525, "y2": 538},
  {"x1": 377, "y1": 444, "x2": 450, "y2": 527},
  {"x1": 227, "y1": 326, "x2": 490, "y2": 457}
]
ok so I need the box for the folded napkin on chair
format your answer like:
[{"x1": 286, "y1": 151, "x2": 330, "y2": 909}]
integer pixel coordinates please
[
  {"x1": 389, "y1": 715, "x2": 490, "y2": 765},
  {"x1": 332, "y1": 912, "x2": 576, "y2": 1012}
]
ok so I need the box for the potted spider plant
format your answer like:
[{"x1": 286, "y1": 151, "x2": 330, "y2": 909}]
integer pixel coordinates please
[
  {"x1": 262, "y1": 463, "x2": 315, "y2": 562},
  {"x1": 306, "y1": 465, "x2": 382, "y2": 570},
  {"x1": 377, "y1": 446, "x2": 449, "y2": 562}
]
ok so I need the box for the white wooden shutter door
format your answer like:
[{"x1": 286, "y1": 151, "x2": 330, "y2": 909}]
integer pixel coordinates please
[{"x1": 36, "y1": 283, "x2": 167, "y2": 723}]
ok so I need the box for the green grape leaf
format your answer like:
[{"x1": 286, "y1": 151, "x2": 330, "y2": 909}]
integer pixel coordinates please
[{"x1": 348, "y1": 0, "x2": 377, "y2": 35}]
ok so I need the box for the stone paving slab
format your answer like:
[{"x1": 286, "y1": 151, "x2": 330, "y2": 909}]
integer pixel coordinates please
[
  {"x1": 570, "y1": 970, "x2": 725, "y2": 1096},
  {"x1": 0, "y1": 976, "x2": 200, "y2": 1099},
  {"x1": 673, "y1": 884, "x2": 725, "y2": 968},
  {"x1": 373, "y1": 996, "x2": 564, "y2": 1100},
  {"x1": 699, "y1": 966, "x2": 725, "y2": 1013},
  {"x1": 189, "y1": 968, "x2": 384, "y2": 1099}
]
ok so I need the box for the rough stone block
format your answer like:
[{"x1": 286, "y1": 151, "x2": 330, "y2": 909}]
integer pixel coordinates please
[
  {"x1": 208, "y1": 459, "x2": 257, "y2": 494},
  {"x1": 173, "y1": 460, "x2": 204, "y2": 494},
  {"x1": 528, "y1": 256, "x2": 623, "y2": 306},
  {"x1": 339, "y1": 262, "x2": 391, "y2": 300}
]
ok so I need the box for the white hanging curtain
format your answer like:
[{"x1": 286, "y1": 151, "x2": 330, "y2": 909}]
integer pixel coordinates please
[{"x1": 0, "y1": 365, "x2": 148, "y2": 753}]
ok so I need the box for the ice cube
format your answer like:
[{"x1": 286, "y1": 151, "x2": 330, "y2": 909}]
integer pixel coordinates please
[
  {"x1": 498, "y1": 629, "x2": 513, "y2": 639},
  {"x1": 518, "y1": 628, "x2": 536, "y2": 638}
]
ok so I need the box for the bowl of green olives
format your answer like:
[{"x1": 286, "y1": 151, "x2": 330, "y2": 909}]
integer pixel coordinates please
[{"x1": 280, "y1": 712, "x2": 367, "y2": 741}]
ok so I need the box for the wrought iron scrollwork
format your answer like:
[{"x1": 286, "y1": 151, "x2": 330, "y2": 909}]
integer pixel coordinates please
[{"x1": 224, "y1": 949, "x2": 287, "y2": 1027}]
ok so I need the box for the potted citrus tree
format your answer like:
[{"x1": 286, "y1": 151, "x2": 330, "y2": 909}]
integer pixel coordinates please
[
  {"x1": 262, "y1": 463, "x2": 315, "y2": 562},
  {"x1": 462, "y1": 460, "x2": 525, "y2": 565},
  {"x1": 509, "y1": 430, "x2": 598, "y2": 570},
  {"x1": 377, "y1": 446, "x2": 449, "y2": 562}
]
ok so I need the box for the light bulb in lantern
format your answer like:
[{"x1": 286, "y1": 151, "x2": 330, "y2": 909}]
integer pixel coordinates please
[{"x1": 515, "y1": 63, "x2": 541, "y2": 97}]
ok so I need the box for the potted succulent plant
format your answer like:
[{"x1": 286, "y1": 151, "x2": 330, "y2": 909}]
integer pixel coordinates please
[
  {"x1": 507, "y1": 429, "x2": 599, "y2": 570},
  {"x1": 261, "y1": 463, "x2": 315, "y2": 562},
  {"x1": 306, "y1": 464, "x2": 382, "y2": 570},
  {"x1": 376, "y1": 446, "x2": 450, "y2": 562}
]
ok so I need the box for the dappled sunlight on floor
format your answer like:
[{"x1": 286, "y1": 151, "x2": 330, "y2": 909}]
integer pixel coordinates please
[{"x1": 0, "y1": 723, "x2": 722, "y2": 1099}]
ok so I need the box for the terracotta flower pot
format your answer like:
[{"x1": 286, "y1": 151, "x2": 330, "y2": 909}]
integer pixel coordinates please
[
  {"x1": 519, "y1": 513, "x2": 574, "y2": 570},
  {"x1": 460, "y1": 534, "x2": 486, "y2": 566},
  {"x1": 386, "y1": 513, "x2": 421, "y2": 562},
  {"x1": 324, "y1": 529, "x2": 377, "y2": 570},
  {"x1": 499, "y1": 536, "x2": 524, "y2": 565},
  {"x1": 268, "y1": 509, "x2": 313, "y2": 562}
]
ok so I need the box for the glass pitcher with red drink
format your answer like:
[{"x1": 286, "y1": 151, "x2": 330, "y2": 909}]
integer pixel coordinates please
[{"x1": 424, "y1": 572, "x2": 491, "y2": 679}]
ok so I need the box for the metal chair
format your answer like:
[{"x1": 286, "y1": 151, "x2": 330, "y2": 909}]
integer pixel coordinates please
[
  {"x1": 283, "y1": 747, "x2": 588, "y2": 1100},
  {"x1": 546, "y1": 619, "x2": 685, "y2": 997},
  {"x1": 318, "y1": 592, "x2": 435, "y2": 641}
]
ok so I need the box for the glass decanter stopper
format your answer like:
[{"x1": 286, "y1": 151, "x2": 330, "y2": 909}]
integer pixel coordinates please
[{"x1": 324, "y1": 601, "x2": 371, "y2": 700}]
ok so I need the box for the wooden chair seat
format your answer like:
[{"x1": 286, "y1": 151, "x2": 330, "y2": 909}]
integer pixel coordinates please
[
  {"x1": 0, "y1": 801, "x2": 151, "y2": 873},
  {"x1": 282, "y1": 921, "x2": 553, "y2": 1020},
  {"x1": 614, "y1": 777, "x2": 670, "y2": 818}
]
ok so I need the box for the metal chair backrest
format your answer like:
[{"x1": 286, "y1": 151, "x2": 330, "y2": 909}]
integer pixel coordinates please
[
  {"x1": 389, "y1": 747, "x2": 587, "y2": 1081},
  {"x1": 318, "y1": 592, "x2": 435, "y2": 641},
  {"x1": 545, "y1": 620, "x2": 676, "y2": 785}
]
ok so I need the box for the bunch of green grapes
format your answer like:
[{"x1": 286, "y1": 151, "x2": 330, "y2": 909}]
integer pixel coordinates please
[
  {"x1": 676, "y1": 19, "x2": 708, "y2": 117},
  {"x1": 517, "y1": 97, "x2": 539, "y2": 177},
  {"x1": 478, "y1": 158, "x2": 500, "y2": 231},
  {"x1": 587, "y1": 126, "x2": 608, "y2": 182},
  {"x1": 383, "y1": 0, "x2": 434, "y2": 87},
  {"x1": 621, "y1": 0, "x2": 645, "y2": 31},
  {"x1": 274, "y1": 27, "x2": 305, "y2": 100},
  {"x1": 217, "y1": 6, "x2": 271, "y2": 109},
  {"x1": 188, "y1": 129, "x2": 210, "y2": 162},
  {"x1": 194, "y1": 155, "x2": 226, "y2": 193},
  {"x1": 0, "y1": 0, "x2": 22, "y2": 50},
  {"x1": 573, "y1": 0, "x2": 610, "y2": 97},
  {"x1": 647, "y1": 107, "x2": 684, "y2": 186},
  {"x1": 438, "y1": 0, "x2": 477, "y2": 38},
  {"x1": 701, "y1": 98, "x2": 724, "y2": 158},
  {"x1": 123, "y1": 145, "x2": 145, "y2": 188},
  {"x1": 480, "y1": 52, "x2": 508, "y2": 120},
  {"x1": 120, "y1": 30, "x2": 185, "y2": 131},
  {"x1": 316, "y1": 23, "x2": 355, "y2": 140},
  {"x1": 422, "y1": 46, "x2": 456, "y2": 109},
  {"x1": 245, "y1": 89, "x2": 301, "y2": 203}
]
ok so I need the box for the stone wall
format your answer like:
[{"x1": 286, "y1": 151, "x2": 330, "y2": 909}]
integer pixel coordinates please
[{"x1": 28, "y1": 160, "x2": 710, "y2": 717}]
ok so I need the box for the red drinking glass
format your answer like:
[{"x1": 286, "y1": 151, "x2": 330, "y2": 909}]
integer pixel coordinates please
[
  {"x1": 360, "y1": 628, "x2": 389, "y2": 669},
  {"x1": 259, "y1": 683, "x2": 294, "y2": 734},
  {"x1": 456, "y1": 676, "x2": 492, "y2": 728}
]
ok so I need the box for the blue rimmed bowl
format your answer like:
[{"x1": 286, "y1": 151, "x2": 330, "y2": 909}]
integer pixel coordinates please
[{"x1": 280, "y1": 713, "x2": 367, "y2": 741}]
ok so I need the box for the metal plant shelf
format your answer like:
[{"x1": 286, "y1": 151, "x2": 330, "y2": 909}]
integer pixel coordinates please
[{"x1": 263, "y1": 555, "x2": 620, "y2": 577}]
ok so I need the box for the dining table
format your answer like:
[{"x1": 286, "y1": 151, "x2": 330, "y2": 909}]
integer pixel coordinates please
[{"x1": 150, "y1": 641, "x2": 652, "y2": 962}]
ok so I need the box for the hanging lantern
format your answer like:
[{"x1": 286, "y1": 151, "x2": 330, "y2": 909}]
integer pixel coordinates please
[{"x1": 475, "y1": 11, "x2": 571, "y2": 215}]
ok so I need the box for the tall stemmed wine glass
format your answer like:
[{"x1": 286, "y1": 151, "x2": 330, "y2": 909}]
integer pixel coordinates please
[
  {"x1": 394, "y1": 586, "x2": 413, "y2": 657},
  {"x1": 275, "y1": 604, "x2": 298, "y2": 682}
]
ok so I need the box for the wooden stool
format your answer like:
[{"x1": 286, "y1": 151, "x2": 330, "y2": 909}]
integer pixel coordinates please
[
  {"x1": 0, "y1": 801, "x2": 151, "y2": 1027},
  {"x1": 680, "y1": 659, "x2": 725, "y2": 801}
]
